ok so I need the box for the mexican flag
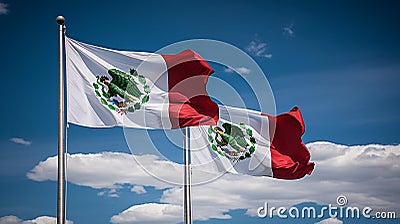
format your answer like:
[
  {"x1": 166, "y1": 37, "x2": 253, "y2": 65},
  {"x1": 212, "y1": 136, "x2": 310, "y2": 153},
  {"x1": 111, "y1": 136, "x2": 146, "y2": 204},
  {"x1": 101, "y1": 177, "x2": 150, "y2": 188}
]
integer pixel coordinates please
[
  {"x1": 66, "y1": 37, "x2": 218, "y2": 129},
  {"x1": 190, "y1": 105, "x2": 314, "y2": 179}
]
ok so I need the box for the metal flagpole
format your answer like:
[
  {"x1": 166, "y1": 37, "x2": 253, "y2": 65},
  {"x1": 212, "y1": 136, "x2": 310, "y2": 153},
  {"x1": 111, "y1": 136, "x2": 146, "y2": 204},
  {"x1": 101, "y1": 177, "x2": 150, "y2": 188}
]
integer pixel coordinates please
[
  {"x1": 183, "y1": 127, "x2": 193, "y2": 224},
  {"x1": 56, "y1": 15, "x2": 66, "y2": 224}
]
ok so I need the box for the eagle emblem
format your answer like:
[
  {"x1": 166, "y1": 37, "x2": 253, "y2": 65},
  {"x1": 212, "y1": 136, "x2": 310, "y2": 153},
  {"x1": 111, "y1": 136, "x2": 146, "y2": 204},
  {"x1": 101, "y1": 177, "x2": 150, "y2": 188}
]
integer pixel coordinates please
[
  {"x1": 207, "y1": 122, "x2": 256, "y2": 161},
  {"x1": 92, "y1": 68, "x2": 150, "y2": 115}
]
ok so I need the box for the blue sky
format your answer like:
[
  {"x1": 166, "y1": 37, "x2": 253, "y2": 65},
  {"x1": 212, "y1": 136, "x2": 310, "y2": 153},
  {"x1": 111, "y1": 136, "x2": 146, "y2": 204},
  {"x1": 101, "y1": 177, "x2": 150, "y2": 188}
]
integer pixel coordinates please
[{"x1": 0, "y1": 0, "x2": 399, "y2": 223}]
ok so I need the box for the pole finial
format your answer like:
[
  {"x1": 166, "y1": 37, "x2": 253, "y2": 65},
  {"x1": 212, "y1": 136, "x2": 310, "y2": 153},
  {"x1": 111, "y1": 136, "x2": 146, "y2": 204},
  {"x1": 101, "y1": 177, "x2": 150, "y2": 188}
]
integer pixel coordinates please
[{"x1": 56, "y1": 16, "x2": 65, "y2": 25}]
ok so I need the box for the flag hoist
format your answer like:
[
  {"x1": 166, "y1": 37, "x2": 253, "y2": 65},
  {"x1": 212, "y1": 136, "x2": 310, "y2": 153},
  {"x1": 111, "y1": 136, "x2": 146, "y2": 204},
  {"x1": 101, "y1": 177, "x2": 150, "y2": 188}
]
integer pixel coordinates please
[{"x1": 56, "y1": 15, "x2": 66, "y2": 224}]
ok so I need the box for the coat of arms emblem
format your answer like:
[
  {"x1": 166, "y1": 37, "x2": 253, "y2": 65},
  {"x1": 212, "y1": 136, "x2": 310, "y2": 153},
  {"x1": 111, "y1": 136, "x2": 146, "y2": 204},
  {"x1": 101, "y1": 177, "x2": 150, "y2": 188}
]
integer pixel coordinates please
[
  {"x1": 207, "y1": 122, "x2": 256, "y2": 161},
  {"x1": 92, "y1": 68, "x2": 150, "y2": 115}
]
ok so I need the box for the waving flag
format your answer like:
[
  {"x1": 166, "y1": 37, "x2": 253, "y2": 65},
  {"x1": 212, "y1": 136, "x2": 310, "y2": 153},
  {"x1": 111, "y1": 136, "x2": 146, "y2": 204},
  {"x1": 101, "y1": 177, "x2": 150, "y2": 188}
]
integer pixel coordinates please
[
  {"x1": 66, "y1": 37, "x2": 218, "y2": 129},
  {"x1": 190, "y1": 105, "x2": 314, "y2": 179}
]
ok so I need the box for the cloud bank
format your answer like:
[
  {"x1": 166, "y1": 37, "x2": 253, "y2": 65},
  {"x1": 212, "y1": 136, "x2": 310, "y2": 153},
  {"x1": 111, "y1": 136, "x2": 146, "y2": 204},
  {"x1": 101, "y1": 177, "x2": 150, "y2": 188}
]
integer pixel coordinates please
[
  {"x1": 0, "y1": 215, "x2": 73, "y2": 224},
  {"x1": 110, "y1": 203, "x2": 182, "y2": 224},
  {"x1": 28, "y1": 142, "x2": 400, "y2": 223},
  {"x1": 27, "y1": 152, "x2": 181, "y2": 190}
]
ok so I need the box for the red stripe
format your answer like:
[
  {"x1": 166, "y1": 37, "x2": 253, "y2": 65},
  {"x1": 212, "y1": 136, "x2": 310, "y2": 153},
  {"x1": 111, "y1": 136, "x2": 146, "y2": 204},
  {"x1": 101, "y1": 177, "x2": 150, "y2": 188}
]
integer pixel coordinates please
[
  {"x1": 161, "y1": 50, "x2": 219, "y2": 129},
  {"x1": 263, "y1": 107, "x2": 315, "y2": 179}
]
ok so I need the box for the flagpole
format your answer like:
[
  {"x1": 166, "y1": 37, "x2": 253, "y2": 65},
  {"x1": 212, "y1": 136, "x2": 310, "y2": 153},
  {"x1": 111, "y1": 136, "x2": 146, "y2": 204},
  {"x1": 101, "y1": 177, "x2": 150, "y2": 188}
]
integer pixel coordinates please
[
  {"x1": 56, "y1": 15, "x2": 66, "y2": 224},
  {"x1": 183, "y1": 127, "x2": 192, "y2": 224}
]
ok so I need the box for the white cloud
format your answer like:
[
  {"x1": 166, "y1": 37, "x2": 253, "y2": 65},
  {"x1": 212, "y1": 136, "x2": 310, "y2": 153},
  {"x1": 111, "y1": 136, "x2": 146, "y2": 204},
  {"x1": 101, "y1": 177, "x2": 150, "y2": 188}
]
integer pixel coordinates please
[
  {"x1": 28, "y1": 142, "x2": 400, "y2": 221},
  {"x1": 98, "y1": 188, "x2": 120, "y2": 198},
  {"x1": 110, "y1": 203, "x2": 182, "y2": 224},
  {"x1": 10, "y1": 137, "x2": 31, "y2": 146},
  {"x1": 29, "y1": 216, "x2": 73, "y2": 224},
  {"x1": 315, "y1": 217, "x2": 343, "y2": 224},
  {"x1": 27, "y1": 152, "x2": 181, "y2": 191},
  {"x1": 0, "y1": 216, "x2": 21, "y2": 224},
  {"x1": 283, "y1": 25, "x2": 295, "y2": 37},
  {"x1": 131, "y1": 185, "x2": 146, "y2": 194},
  {"x1": 0, "y1": 215, "x2": 73, "y2": 224},
  {"x1": 264, "y1": 54, "x2": 272, "y2": 59},
  {"x1": 224, "y1": 66, "x2": 251, "y2": 75},
  {"x1": 245, "y1": 39, "x2": 272, "y2": 59},
  {"x1": 158, "y1": 142, "x2": 400, "y2": 220},
  {"x1": 0, "y1": 3, "x2": 8, "y2": 15}
]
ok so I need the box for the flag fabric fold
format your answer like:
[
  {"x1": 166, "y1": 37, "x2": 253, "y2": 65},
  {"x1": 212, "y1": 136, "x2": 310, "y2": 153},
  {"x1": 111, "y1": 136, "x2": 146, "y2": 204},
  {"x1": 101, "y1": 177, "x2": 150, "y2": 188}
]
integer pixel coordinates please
[
  {"x1": 66, "y1": 37, "x2": 218, "y2": 129},
  {"x1": 190, "y1": 105, "x2": 314, "y2": 179}
]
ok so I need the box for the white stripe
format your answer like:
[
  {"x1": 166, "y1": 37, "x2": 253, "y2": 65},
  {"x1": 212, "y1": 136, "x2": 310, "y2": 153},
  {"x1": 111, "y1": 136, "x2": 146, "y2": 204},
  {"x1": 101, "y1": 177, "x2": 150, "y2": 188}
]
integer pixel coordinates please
[
  {"x1": 66, "y1": 37, "x2": 172, "y2": 128},
  {"x1": 190, "y1": 105, "x2": 273, "y2": 176}
]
